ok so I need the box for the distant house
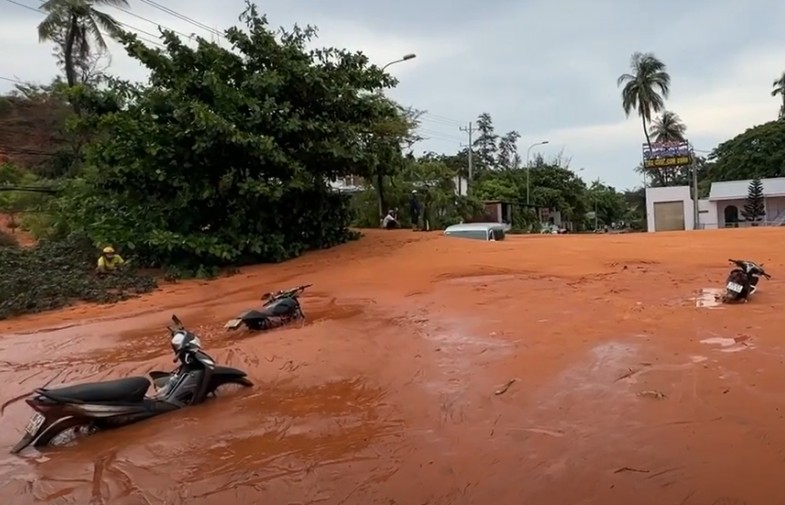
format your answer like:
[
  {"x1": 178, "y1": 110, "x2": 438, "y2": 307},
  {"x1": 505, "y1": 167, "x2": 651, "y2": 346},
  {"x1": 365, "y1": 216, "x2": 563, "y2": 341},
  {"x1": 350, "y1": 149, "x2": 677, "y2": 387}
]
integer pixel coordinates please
[
  {"x1": 328, "y1": 174, "x2": 468, "y2": 196},
  {"x1": 645, "y1": 177, "x2": 785, "y2": 232},
  {"x1": 328, "y1": 175, "x2": 365, "y2": 194}
]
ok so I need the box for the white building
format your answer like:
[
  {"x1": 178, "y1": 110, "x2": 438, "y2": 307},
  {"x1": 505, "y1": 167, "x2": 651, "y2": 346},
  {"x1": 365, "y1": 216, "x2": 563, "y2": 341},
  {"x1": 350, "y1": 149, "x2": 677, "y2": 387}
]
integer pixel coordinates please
[
  {"x1": 645, "y1": 177, "x2": 785, "y2": 232},
  {"x1": 328, "y1": 175, "x2": 468, "y2": 196}
]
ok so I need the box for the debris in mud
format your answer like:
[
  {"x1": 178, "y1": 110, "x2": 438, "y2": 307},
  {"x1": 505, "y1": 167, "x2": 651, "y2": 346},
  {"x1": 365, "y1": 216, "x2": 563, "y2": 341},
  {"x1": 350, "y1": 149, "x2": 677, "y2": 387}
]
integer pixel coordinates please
[
  {"x1": 614, "y1": 466, "x2": 650, "y2": 474},
  {"x1": 637, "y1": 390, "x2": 666, "y2": 400},
  {"x1": 615, "y1": 365, "x2": 646, "y2": 382},
  {"x1": 494, "y1": 378, "x2": 516, "y2": 395},
  {"x1": 695, "y1": 288, "x2": 725, "y2": 309},
  {"x1": 700, "y1": 336, "x2": 753, "y2": 353}
]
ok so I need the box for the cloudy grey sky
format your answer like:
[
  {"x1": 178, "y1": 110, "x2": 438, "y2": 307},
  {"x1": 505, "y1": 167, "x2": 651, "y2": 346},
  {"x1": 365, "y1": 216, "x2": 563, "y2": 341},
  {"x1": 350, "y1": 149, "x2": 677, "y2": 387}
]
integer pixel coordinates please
[{"x1": 2, "y1": 0, "x2": 784, "y2": 189}]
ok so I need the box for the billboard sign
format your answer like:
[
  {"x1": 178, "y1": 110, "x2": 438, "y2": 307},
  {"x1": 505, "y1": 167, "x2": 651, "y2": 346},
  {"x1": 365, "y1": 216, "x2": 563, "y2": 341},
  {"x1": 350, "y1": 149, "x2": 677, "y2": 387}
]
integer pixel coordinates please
[{"x1": 642, "y1": 141, "x2": 692, "y2": 169}]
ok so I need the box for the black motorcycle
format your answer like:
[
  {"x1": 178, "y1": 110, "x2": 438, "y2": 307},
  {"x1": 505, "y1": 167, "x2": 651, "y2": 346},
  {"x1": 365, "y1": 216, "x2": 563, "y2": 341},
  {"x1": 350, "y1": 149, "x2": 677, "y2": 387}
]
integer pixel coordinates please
[
  {"x1": 724, "y1": 258, "x2": 771, "y2": 303},
  {"x1": 10, "y1": 315, "x2": 252, "y2": 454},
  {"x1": 224, "y1": 284, "x2": 311, "y2": 331}
]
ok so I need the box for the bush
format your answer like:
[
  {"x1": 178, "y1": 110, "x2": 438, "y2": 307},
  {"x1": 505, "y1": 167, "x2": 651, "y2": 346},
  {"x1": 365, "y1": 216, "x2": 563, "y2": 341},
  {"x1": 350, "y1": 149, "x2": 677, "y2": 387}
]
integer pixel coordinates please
[{"x1": 0, "y1": 233, "x2": 157, "y2": 319}]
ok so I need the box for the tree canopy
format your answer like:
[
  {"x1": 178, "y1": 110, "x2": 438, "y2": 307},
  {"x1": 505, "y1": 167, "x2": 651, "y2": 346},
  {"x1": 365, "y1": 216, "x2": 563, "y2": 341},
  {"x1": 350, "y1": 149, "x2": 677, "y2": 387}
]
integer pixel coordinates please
[
  {"x1": 709, "y1": 120, "x2": 785, "y2": 181},
  {"x1": 617, "y1": 52, "x2": 671, "y2": 149},
  {"x1": 53, "y1": 2, "x2": 408, "y2": 270}
]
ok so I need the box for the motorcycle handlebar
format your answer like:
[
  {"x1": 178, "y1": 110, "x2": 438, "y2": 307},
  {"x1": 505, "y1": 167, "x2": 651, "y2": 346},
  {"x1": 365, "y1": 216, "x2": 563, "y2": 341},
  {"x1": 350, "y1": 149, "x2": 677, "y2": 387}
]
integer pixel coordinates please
[
  {"x1": 728, "y1": 259, "x2": 771, "y2": 278},
  {"x1": 261, "y1": 284, "x2": 312, "y2": 300}
]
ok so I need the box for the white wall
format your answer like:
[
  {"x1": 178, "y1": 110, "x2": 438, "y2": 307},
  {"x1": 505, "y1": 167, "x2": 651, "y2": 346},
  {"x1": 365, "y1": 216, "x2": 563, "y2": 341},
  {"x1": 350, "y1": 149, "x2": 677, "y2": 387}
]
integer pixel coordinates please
[
  {"x1": 698, "y1": 199, "x2": 718, "y2": 229},
  {"x1": 452, "y1": 175, "x2": 468, "y2": 196},
  {"x1": 714, "y1": 199, "x2": 746, "y2": 227},
  {"x1": 766, "y1": 196, "x2": 785, "y2": 222},
  {"x1": 645, "y1": 186, "x2": 694, "y2": 232}
]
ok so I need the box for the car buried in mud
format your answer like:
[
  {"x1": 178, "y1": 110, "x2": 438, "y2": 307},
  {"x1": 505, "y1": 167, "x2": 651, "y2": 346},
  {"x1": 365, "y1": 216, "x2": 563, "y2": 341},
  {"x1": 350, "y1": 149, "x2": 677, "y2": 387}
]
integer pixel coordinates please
[{"x1": 443, "y1": 222, "x2": 507, "y2": 241}]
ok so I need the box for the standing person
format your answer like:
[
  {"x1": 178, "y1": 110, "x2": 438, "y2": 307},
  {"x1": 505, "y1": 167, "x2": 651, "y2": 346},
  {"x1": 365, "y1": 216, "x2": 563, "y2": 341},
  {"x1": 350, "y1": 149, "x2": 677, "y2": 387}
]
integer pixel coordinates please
[
  {"x1": 422, "y1": 188, "x2": 432, "y2": 231},
  {"x1": 409, "y1": 190, "x2": 420, "y2": 230}
]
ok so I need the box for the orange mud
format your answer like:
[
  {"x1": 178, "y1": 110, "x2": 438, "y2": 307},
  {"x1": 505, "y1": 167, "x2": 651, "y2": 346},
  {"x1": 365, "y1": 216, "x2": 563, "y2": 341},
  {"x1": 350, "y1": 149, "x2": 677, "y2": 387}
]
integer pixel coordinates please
[
  {"x1": 1, "y1": 228, "x2": 785, "y2": 504},
  {"x1": 0, "y1": 214, "x2": 35, "y2": 247}
]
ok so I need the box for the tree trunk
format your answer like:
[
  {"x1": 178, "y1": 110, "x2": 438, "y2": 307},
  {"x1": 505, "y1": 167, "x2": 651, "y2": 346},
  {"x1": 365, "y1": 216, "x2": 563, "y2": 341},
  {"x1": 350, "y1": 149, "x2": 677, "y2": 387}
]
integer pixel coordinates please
[
  {"x1": 375, "y1": 172, "x2": 385, "y2": 225},
  {"x1": 641, "y1": 115, "x2": 653, "y2": 152},
  {"x1": 63, "y1": 16, "x2": 78, "y2": 88}
]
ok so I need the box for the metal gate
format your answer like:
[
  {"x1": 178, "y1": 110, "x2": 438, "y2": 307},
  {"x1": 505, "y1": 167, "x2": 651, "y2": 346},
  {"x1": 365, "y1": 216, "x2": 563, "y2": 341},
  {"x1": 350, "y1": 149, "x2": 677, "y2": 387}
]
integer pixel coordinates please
[{"x1": 653, "y1": 201, "x2": 685, "y2": 231}]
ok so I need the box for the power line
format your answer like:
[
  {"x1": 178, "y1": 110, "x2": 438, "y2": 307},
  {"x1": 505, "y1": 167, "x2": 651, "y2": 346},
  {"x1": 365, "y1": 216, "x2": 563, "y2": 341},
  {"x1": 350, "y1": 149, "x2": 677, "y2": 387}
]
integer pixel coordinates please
[
  {"x1": 417, "y1": 127, "x2": 463, "y2": 143},
  {"x1": 109, "y1": 3, "x2": 195, "y2": 41},
  {"x1": 136, "y1": 0, "x2": 224, "y2": 39}
]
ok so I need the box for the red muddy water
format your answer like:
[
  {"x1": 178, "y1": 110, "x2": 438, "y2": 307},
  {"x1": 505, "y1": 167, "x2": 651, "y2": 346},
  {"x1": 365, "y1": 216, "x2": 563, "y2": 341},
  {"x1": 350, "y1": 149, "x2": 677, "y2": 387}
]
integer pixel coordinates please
[{"x1": 1, "y1": 228, "x2": 784, "y2": 504}]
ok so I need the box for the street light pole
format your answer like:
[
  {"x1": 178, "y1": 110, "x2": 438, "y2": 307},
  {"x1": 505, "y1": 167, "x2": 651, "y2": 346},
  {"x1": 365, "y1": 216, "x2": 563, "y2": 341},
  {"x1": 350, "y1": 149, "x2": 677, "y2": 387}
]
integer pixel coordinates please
[
  {"x1": 381, "y1": 53, "x2": 417, "y2": 71},
  {"x1": 525, "y1": 140, "x2": 549, "y2": 206}
]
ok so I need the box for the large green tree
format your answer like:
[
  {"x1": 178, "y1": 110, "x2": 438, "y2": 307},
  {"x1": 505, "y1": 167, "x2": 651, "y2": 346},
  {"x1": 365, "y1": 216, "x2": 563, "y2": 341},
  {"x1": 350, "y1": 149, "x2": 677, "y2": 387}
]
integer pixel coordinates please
[
  {"x1": 472, "y1": 112, "x2": 498, "y2": 173},
  {"x1": 56, "y1": 2, "x2": 403, "y2": 269},
  {"x1": 617, "y1": 52, "x2": 671, "y2": 150},
  {"x1": 709, "y1": 120, "x2": 785, "y2": 181},
  {"x1": 38, "y1": 0, "x2": 128, "y2": 88},
  {"x1": 586, "y1": 180, "x2": 628, "y2": 228},
  {"x1": 497, "y1": 130, "x2": 521, "y2": 170}
]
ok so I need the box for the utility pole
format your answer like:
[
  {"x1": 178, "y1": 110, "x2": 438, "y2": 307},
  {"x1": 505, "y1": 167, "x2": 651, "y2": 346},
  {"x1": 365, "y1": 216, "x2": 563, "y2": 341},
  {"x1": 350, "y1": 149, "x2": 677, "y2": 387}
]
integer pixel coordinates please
[
  {"x1": 691, "y1": 145, "x2": 699, "y2": 229},
  {"x1": 459, "y1": 122, "x2": 474, "y2": 194}
]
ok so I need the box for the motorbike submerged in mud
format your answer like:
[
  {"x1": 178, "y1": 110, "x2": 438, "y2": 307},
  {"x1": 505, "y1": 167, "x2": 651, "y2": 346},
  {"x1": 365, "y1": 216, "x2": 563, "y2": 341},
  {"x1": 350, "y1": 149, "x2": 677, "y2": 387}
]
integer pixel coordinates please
[
  {"x1": 224, "y1": 284, "x2": 312, "y2": 331},
  {"x1": 10, "y1": 315, "x2": 252, "y2": 454},
  {"x1": 722, "y1": 258, "x2": 771, "y2": 303}
]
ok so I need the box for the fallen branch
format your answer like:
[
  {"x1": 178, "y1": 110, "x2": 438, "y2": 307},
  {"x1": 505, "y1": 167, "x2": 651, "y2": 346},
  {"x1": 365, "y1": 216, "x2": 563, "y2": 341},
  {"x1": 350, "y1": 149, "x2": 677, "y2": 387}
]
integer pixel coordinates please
[
  {"x1": 614, "y1": 466, "x2": 650, "y2": 474},
  {"x1": 494, "y1": 379, "x2": 516, "y2": 395}
]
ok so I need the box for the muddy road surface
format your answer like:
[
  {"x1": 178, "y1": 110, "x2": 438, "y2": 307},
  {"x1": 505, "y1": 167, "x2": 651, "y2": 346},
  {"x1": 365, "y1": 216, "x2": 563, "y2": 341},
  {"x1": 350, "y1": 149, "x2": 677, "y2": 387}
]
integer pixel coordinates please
[{"x1": 1, "y1": 228, "x2": 785, "y2": 504}]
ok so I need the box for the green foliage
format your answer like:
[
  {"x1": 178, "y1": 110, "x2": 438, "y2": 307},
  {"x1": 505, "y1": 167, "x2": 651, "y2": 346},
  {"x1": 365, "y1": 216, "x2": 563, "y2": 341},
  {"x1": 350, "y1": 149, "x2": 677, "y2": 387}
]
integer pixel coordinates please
[
  {"x1": 0, "y1": 164, "x2": 49, "y2": 213},
  {"x1": 617, "y1": 52, "x2": 671, "y2": 147},
  {"x1": 742, "y1": 177, "x2": 765, "y2": 222},
  {"x1": 54, "y1": 2, "x2": 396, "y2": 269},
  {"x1": 709, "y1": 121, "x2": 785, "y2": 181},
  {"x1": 472, "y1": 159, "x2": 591, "y2": 231},
  {"x1": 351, "y1": 156, "x2": 481, "y2": 229},
  {"x1": 587, "y1": 181, "x2": 629, "y2": 228},
  {"x1": 0, "y1": 233, "x2": 156, "y2": 319}
]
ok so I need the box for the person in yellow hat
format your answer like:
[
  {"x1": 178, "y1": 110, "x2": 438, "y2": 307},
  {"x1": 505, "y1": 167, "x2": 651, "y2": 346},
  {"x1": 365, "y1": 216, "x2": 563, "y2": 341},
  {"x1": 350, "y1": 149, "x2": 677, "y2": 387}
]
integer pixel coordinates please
[{"x1": 97, "y1": 246, "x2": 125, "y2": 274}]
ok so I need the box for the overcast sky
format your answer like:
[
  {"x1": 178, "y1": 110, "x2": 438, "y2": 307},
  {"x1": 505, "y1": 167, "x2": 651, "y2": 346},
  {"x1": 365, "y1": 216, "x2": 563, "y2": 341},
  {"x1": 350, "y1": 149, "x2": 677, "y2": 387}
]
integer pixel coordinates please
[{"x1": 2, "y1": 0, "x2": 784, "y2": 189}]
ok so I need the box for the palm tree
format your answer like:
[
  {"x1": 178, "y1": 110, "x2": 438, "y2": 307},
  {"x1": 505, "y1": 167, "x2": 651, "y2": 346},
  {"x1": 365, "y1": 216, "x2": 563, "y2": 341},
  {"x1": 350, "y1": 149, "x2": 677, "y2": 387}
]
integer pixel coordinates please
[
  {"x1": 772, "y1": 72, "x2": 785, "y2": 119},
  {"x1": 37, "y1": 0, "x2": 129, "y2": 88},
  {"x1": 617, "y1": 52, "x2": 671, "y2": 150},
  {"x1": 649, "y1": 110, "x2": 686, "y2": 142}
]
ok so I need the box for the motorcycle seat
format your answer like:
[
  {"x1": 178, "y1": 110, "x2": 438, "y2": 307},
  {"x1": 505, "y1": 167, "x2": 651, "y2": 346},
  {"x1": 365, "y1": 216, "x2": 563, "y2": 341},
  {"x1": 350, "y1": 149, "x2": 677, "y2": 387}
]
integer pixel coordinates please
[
  {"x1": 39, "y1": 376, "x2": 151, "y2": 404},
  {"x1": 242, "y1": 308, "x2": 273, "y2": 319}
]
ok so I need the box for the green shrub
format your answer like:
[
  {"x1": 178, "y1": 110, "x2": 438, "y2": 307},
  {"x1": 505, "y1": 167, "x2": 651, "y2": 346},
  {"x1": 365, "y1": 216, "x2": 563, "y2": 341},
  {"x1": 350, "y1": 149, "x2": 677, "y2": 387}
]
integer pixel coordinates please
[{"x1": 0, "y1": 233, "x2": 157, "y2": 319}]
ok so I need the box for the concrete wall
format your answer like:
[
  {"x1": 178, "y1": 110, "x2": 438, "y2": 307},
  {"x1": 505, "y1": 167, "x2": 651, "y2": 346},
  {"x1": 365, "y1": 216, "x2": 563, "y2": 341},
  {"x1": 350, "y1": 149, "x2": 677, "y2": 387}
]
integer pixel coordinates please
[
  {"x1": 765, "y1": 196, "x2": 785, "y2": 222},
  {"x1": 698, "y1": 199, "x2": 718, "y2": 229},
  {"x1": 645, "y1": 186, "x2": 694, "y2": 232}
]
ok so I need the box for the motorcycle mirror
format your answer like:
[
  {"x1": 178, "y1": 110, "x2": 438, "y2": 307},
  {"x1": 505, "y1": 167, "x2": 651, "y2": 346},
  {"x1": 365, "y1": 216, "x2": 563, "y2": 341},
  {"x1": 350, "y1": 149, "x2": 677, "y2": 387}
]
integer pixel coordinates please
[
  {"x1": 171, "y1": 314, "x2": 184, "y2": 329},
  {"x1": 261, "y1": 292, "x2": 271, "y2": 300}
]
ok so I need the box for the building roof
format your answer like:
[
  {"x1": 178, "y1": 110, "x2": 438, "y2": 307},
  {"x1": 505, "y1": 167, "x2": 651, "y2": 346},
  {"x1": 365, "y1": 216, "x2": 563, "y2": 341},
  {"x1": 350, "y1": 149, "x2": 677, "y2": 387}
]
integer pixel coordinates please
[{"x1": 709, "y1": 177, "x2": 785, "y2": 201}]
